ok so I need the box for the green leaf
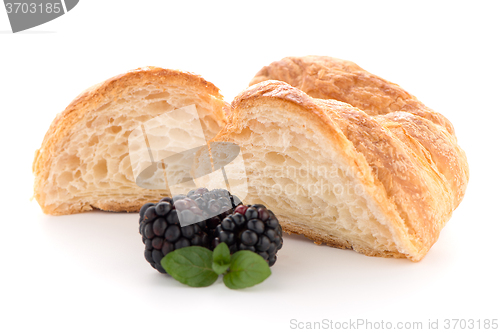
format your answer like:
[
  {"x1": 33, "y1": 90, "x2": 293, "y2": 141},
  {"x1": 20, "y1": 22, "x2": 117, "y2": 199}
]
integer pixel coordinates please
[
  {"x1": 212, "y1": 242, "x2": 231, "y2": 275},
  {"x1": 223, "y1": 251, "x2": 272, "y2": 289},
  {"x1": 161, "y1": 246, "x2": 218, "y2": 287}
]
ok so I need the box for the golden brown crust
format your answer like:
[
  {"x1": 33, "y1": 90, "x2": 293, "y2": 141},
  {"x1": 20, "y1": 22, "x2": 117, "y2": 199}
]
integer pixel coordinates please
[
  {"x1": 33, "y1": 67, "x2": 225, "y2": 215},
  {"x1": 375, "y1": 112, "x2": 468, "y2": 208},
  {"x1": 250, "y1": 55, "x2": 455, "y2": 135},
  {"x1": 214, "y1": 57, "x2": 469, "y2": 260}
]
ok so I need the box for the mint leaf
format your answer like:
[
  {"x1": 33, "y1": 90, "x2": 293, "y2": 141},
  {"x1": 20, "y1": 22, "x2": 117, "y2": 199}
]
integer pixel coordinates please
[
  {"x1": 161, "y1": 246, "x2": 218, "y2": 287},
  {"x1": 223, "y1": 251, "x2": 272, "y2": 289},
  {"x1": 212, "y1": 242, "x2": 231, "y2": 275}
]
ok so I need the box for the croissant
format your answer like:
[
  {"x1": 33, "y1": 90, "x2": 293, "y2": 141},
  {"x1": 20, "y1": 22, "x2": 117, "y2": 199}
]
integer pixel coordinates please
[
  {"x1": 33, "y1": 67, "x2": 227, "y2": 215},
  {"x1": 33, "y1": 58, "x2": 468, "y2": 261},
  {"x1": 212, "y1": 56, "x2": 469, "y2": 261}
]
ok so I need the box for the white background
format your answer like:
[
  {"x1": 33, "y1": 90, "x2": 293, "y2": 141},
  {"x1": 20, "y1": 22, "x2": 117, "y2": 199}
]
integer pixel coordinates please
[{"x1": 1, "y1": 1, "x2": 499, "y2": 332}]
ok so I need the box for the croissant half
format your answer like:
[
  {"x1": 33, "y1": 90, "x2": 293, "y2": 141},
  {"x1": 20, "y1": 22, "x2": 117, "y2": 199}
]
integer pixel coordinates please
[
  {"x1": 33, "y1": 67, "x2": 227, "y2": 215},
  {"x1": 212, "y1": 56, "x2": 468, "y2": 261}
]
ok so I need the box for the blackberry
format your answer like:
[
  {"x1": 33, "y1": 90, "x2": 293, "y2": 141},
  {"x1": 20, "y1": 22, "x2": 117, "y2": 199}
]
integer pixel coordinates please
[
  {"x1": 212, "y1": 204, "x2": 283, "y2": 266},
  {"x1": 139, "y1": 188, "x2": 242, "y2": 273},
  {"x1": 139, "y1": 198, "x2": 210, "y2": 273}
]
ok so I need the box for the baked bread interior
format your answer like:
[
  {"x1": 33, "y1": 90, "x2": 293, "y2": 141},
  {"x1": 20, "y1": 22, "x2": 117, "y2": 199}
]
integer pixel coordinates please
[
  {"x1": 33, "y1": 67, "x2": 227, "y2": 215},
  {"x1": 212, "y1": 56, "x2": 468, "y2": 261}
]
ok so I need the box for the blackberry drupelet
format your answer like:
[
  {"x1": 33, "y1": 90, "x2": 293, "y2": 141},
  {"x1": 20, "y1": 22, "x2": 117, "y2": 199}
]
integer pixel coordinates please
[{"x1": 212, "y1": 204, "x2": 283, "y2": 266}]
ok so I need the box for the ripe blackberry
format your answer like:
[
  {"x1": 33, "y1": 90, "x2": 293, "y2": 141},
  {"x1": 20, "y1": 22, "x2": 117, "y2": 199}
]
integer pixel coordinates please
[
  {"x1": 139, "y1": 198, "x2": 210, "y2": 273},
  {"x1": 139, "y1": 188, "x2": 242, "y2": 273},
  {"x1": 212, "y1": 204, "x2": 283, "y2": 266}
]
